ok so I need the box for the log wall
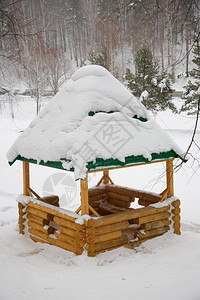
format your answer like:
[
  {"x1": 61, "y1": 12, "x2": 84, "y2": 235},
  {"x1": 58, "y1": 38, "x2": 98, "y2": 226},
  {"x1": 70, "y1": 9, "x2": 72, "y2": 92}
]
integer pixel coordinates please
[
  {"x1": 85, "y1": 205, "x2": 171, "y2": 256},
  {"x1": 21, "y1": 200, "x2": 85, "y2": 255}
]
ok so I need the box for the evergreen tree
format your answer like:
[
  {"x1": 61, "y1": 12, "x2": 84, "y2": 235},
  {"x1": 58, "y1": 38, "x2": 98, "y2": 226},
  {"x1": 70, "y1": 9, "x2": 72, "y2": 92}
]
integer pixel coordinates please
[
  {"x1": 181, "y1": 39, "x2": 200, "y2": 115},
  {"x1": 125, "y1": 46, "x2": 176, "y2": 113}
]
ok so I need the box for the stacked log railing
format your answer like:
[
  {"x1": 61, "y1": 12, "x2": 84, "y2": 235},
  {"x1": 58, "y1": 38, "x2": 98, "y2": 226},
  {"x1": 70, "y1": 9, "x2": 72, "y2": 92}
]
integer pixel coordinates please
[
  {"x1": 85, "y1": 205, "x2": 171, "y2": 256},
  {"x1": 171, "y1": 199, "x2": 181, "y2": 235},
  {"x1": 22, "y1": 199, "x2": 85, "y2": 255}
]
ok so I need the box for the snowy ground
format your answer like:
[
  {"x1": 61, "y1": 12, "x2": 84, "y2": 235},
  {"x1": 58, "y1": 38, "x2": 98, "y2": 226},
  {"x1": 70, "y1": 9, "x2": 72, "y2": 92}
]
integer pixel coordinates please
[{"x1": 0, "y1": 98, "x2": 200, "y2": 300}]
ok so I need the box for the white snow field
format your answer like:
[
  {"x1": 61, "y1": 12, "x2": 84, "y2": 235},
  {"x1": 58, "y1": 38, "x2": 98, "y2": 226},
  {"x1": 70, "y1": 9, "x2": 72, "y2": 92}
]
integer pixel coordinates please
[{"x1": 0, "y1": 97, "x2": 200, "y2": 300}]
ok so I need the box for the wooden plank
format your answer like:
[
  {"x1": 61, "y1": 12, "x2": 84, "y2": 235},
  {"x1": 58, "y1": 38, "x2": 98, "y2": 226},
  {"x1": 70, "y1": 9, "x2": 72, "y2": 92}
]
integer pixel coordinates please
[
  {"x1": 89, "y1": 193, "x2": 107, "y2": 202},
  {"x1": 107, "y1": 198, "x2": 130, "y2": 208},
  {"x1": 27, "y1": 201, "x2": 77, "y2": 222},
  {"x1": 88, "y1": 189, "x2": 106, "y2": 197},
  {"x1": 87, "y1": 235, "x2": 129, "y2": 253},
  {"x1": 19, "y1": 215, "x2": 26, "y2": 224},
  {"x1": 106, "y1": 192, "x2": 131, "y2": 202},
  {"x1": 30, "y1": 235, "x2": 50, "y2": 245},
  {"x1": 23, "y1": 161, "x2": 30, "y2": 196},
  {"x1": 27, "y1": 213, "x2": 49, "y2": 226},
  {"x1": 19, "y1": 223, "x2": 25, "y2": 234},
  {"x1": 26, "y1": 206, "x2": 54, "y2": 221},
  {"x1": 88, "y1": 205, "x2": 100, "y2": 217},
  {"x1": 80, "y1": 175, "x2": 89, "y2": 215},
  {"x1": 172, "y1": 215, "x2": 181, "y2": 222},
  {"x1": 138, "y1": 199, "x2": 153, "y2": 206},
  {"x1": 125, "y1": 240, "x2": 142, "y2": 249},
  {"x1": 55, "y1": 232, "x2": 85, "y2": 248},
  {"x1": 105, "y1": 185, "x2": 162, "y2": 202},
  {"x1": 86, "y1": 230, "x2": 122, "y2": 244},
  {"x1": 86, "y1": 221, "x2": 129, "y2": 236},
  {"x1": 141, "y1": 219, "x2": 171, "y2": 230},
  {"x1": 171, "y1": 199, "x2": 180, "y2": 207},
  {"x1": 53, "y1": 216, "x2": 84, "y2": 231},
  {"x1": 88, "y1": 206, "x2": 170, "y2": 228},
  {"x1": 138, "y1": 226, "x2": 170, "y2": 240},
  {"x1": 171, "y1": 207, "x2": 181, "y2": 215},
  {"x1": 103, "y1": 170, "x2": 109, "y2": 184},
  {"x1": 166, "y1": 159, "x2": 174, "y2": 197},
  {"x1": 135, "y1": 211, "x2": 171, "y2": 225},
  {"x1": 59, "y1": 226, "x2": 85, "y2": 239},
  {"x1": 27, "y1": 187, "x2": 40, "y2": 199},
  {"x1": 28, "y1": 228, "x2": 84, "y2": 255},
  {"x1": 18, "y1": 203, "x2": 26, "y2": 216},
  {"x1": 27, "y1": 221, "x2": 55, "y2": 234}
]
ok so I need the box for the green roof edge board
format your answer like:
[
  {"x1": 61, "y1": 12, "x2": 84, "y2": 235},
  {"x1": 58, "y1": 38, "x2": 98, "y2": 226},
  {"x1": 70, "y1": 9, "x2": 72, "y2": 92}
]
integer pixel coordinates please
[
  {"x1": 88, "y1": 111, "x2": 147, "y2": 122},
  {"x1": 8, "y1": 150, "x2": 186, "y2": 173}
]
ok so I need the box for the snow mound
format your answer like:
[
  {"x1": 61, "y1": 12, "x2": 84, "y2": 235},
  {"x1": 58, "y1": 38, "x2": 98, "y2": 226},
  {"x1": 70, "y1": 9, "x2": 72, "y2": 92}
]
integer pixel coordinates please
[{"x1": 7, "y1": 65, "x2": 184, "y2": 180}]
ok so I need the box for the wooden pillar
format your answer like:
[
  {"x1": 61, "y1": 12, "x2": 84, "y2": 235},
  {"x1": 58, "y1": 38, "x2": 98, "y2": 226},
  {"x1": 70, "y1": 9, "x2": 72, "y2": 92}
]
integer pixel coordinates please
[
  {"x1": 166, "y1": 159, "x2": 174, "y2": 197},
  {"x1": 80, "y1": 174, "x2": 89, "y2": 215},
  {"x1": 23, "y1": 161, "x2": 30, "y2": 196},
  {"x1": 103, "y1": 170, "x2": 109, "y2": 184},
  {"x1": 19, "y1": 161, "x2": 30, "y2": 234}
]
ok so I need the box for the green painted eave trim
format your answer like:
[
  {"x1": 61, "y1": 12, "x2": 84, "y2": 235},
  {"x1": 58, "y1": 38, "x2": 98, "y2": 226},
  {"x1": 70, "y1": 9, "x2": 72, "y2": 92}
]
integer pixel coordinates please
[
  {"x1": 88, "y1": 111, "x2": 148, "y2": 122},
  {"x1": 8, "y1": 150, "x2": 186, "y2": 173}
]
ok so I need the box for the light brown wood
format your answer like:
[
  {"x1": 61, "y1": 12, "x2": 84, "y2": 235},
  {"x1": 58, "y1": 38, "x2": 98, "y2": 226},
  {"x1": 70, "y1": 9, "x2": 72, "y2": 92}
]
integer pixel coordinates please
[
  {"x1": 55, "y1": 232, "x2": 85, "y2": 248},
  {"x1": 166, "y1": 159, "x2": 174, "y2": 197},
  {"x1": 106, "y1": 192, "x2": 131, "y2": 202},
  {"x1": 80, "y1": 175, "x2": 89, "y2": 215},
  {"x1": 87, "y1": 206, "x2": 170, "y2": 228},
  {"x1": 171, "y1": 207, "x2": 181, "y2": 215},
  {"x1": 160, "y1": 188, "x2": 169, "y2": 202},
  {"x1": 53, "y1": 216, "x2": 84, "y2": 231},
  {"x1": 28, "y1": 228, "x2": 84, "y2": 255},
  {"x1": 171, "y1": 199, "x2": 180, "y2": 207},
  {"x1": 141, "y1": 219, "x2": 171, "y2": 230},
  {"x1": 134, "y1": 211, "x2": 171, "y2": 225},
  {"x1": 59, "y1": 226, "x2": 85, "y2": 239},
  {"x1": 75, "y1": 206, "x2": 81, "y2": 214},
  {"x1": 30, "y1": 235, "x2": 50, "y2": 245},
  {"x1": 86, "y1": 221, "x2": 129, "y2": 236},
  {"x1": 137, "y1": 226, "x2": 170, "y2": 240},
  {"x1": 18, "y1": 203, "x2": 26, "y2": 216},
  {"x1": 87, "y1": 235, "x2": 129, "y2": 253},
  {"x1": 27, "y1": 187, "x2": 40, "y2": 199},
  {"x1": 88, "y1": 204, "x2": 100, "y2": 217},
  {"x1": 105, "y1": 185, "x2": 162, "y2": 203},
  {"x1": 87, "y1": 159, "x2": 170, "y2": 173},
  {"x1": 107, "y1": 198, "x2": 130, "y2": 208},
  {"x1": 88, "y1": 189, "x2": 106, "y2": 197},
  {"x1": 172, "y1": 215, "x2": 180, "y2": 222},
  {"x1": 27, "y1": 201, "x2": 76, "y2": 222},
  {"x1": 19, "y1": 223, "x2": 25, "y2": 234},
  {"x1": 26, "y1": 206, "x2": 54, "y2": 221},
  {"x1": 23, "y1": 161, "x2": 30, "y2": 196},
  {"x1": 138, "y1": 199, "x2": 153, "y2": 207},
  {"x1": 103, "y1": 170, "x2": 109, "y2": 184},
  {"x1": 125, "y1": 240, "x2": 141, "y2": 249},
  {"x1": 86, "y1": 230, "x2": 122, "y2": 244},
  {"x1": 27, "y1": 213, "x2": 49, "y2": 226},
  {"x1": 27, "y1": 220, "x2": 55, "y2": 234}
]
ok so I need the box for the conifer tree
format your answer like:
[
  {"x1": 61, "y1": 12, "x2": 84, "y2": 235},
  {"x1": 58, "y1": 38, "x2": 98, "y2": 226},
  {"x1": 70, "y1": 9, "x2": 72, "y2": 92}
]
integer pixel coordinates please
[
  {"x1": 125, "y1": 46, "x2": 176, "y2": 113},
  {"x1": 181, "y1": 39, "x2": 200, "y2": 114}
]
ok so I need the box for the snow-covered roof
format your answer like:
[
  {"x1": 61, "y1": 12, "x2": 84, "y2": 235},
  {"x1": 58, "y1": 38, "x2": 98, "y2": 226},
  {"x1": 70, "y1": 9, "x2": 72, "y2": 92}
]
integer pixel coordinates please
[{"x1": 7, "y1": 65, "x2": 184, "y2": 180}]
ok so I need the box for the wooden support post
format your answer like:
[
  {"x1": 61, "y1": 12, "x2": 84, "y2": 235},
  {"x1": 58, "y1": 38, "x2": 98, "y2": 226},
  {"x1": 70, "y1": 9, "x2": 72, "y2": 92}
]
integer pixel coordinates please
[
  {"x1": 80, "y1": 174, "x2": 89, "y2": 215},
  {"x1": 166, "y1": 159, "x2": 174, "y2": 198},
  {"x1": 23, "y1": 161, "x2": 30, "y2": 196},
  {"x1": 103, "y1": 170, "x2": 109, "y2": 184}
]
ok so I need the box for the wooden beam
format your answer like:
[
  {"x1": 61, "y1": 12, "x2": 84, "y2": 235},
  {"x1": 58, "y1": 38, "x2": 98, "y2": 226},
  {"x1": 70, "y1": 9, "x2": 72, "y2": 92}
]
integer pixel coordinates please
[
  {"x1": 103, "y1": 170, "x2": 109, "y2": 184},
  {"x1": 166, "y1": 159, "x2": 174, "y2": 197},
  {"x1": 80, "y1": 175, "x2": 89, "y2": 215},
  {"x1": 88, "y1": 159, "x2": 169, "y2": 174},
  {"x1": 23, "y1": 161, "x2": 30, "y2": 196}
]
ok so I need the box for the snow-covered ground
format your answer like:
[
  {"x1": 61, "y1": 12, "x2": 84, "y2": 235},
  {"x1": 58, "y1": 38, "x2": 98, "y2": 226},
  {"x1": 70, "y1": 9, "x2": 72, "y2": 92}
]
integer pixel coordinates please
[{"x1": 0, "y1": 98, "x2": 200, "y2": 300}]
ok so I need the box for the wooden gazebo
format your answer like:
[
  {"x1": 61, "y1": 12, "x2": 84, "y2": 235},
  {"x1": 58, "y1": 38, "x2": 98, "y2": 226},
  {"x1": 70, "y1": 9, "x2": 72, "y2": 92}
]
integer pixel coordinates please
[{"x1": 7, "y1": 65, "x2": 184, "y2": 256}]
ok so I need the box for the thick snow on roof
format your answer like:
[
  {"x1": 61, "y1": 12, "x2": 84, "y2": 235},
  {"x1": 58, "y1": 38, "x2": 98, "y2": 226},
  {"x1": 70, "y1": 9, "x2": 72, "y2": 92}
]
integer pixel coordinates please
[{"x1": 7, "y1": 65, "x2": 184, "y2": 179}]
